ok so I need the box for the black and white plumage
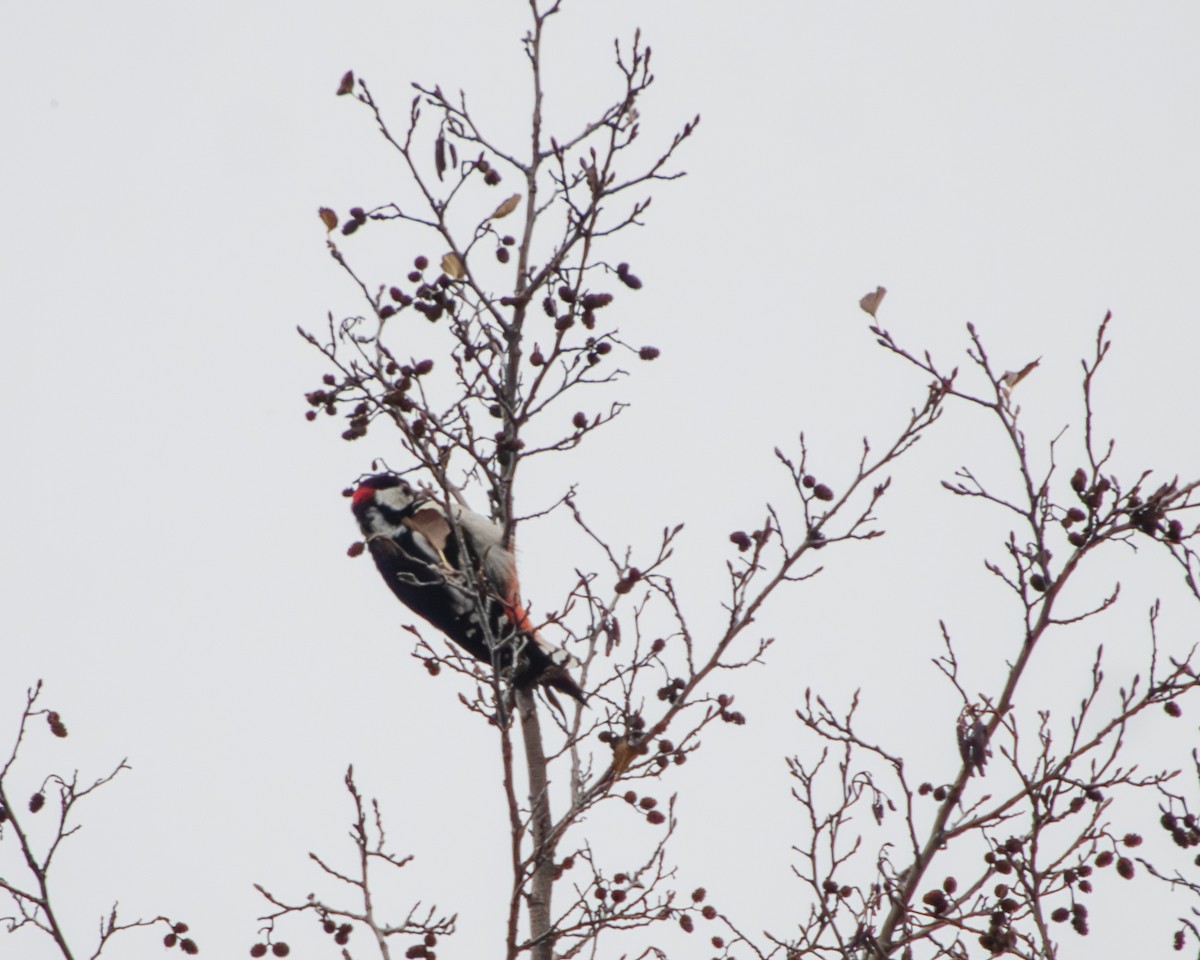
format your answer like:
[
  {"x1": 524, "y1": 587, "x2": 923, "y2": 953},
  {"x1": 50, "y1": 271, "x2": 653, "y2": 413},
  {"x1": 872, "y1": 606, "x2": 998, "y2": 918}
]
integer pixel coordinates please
[{"x1": 351, "y1": 474, "x2": 585, "y2": 703}]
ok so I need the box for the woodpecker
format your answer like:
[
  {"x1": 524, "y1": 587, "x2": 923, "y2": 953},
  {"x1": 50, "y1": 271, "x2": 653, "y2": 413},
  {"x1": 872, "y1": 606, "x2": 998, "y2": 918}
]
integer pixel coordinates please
[{"x1": 350, "y1": 474, "x2": 585, "y2": 703}]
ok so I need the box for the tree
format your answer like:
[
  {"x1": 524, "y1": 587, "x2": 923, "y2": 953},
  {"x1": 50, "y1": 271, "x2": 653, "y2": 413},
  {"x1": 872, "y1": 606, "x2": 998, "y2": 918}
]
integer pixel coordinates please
[{"x1": 3, "y1": 3, "x2": 1199, "y2": 958}]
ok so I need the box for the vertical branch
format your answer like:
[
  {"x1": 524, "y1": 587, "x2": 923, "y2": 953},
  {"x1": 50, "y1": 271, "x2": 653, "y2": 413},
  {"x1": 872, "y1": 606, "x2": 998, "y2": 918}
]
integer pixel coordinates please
[
  {"x1": 497, "y1": 1, "x2": 553, "y2": 534},
  {"x1": 501, "y1": 712, "x2": 524, "y2": 960},
  {"x1": 506, "y1": 8, "x2": 555, "y2": 956},
  {"x1": 516, "y1": 687, "x2": 554, "y2": 960}
]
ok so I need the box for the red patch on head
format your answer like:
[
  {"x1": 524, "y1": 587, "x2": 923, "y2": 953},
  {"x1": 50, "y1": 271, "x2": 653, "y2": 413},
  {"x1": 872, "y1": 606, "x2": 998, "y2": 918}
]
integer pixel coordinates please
[{"x1": 350, "y1": 485, "x2": 376, "y2": 508}]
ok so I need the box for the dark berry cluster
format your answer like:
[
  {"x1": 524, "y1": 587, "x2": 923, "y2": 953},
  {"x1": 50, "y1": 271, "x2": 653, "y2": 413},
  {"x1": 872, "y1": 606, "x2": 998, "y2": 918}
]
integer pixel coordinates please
[
  {"x1": 1160, "y1": 810, "x2": 1200, "y2": 850},
  {"x1": 978, "y1": 905, "x2": 1018, "y2": 953},
  {"x1": 615, "y1": 788, "x2": 665, "y2": 824},
  {"x1": 671, "y1": 888, "x2": 719, "y2": 936},
  {"x1": 314, "y1": 917, "x2": 354, "y2": 946},
  {"x1": 656, "y1": 677, "x2": 685, "y2": 703},
  {"x1": 729, "y1": 526, "x2": 773, "y2": 553},
  {"x1": 162, "y1": 922, "x2": 197, "y2": 954},
  {"x1": 305, "y1": 343, "x2": 436, "y2": 442},
  {"x1": 801, "y1": 474, "x2": 835, "y2": 501},
  {"x1": 404, "y1": 933, "x2": 438, "y2": 959},
  {"x1": 920, "y1": 885, "x2": 951, "y2": 916},
  {"x1": 248, "y1": 942, "x2": 290, "y2": 957},
  {"x1": 1062, "y1": 862, "x2": 1095, "y2": 894},
  {"x1": 717, "y1": 694, "x2": 745, "y2": 725},
  {"x1": 615, "y1": 261, "x2": 643, "y2": 289},
  {"x1": 474, "y1": 156, "x2": 502, "y2": 186},
  {"x1": 46, "y1": 710, "x2": 68, "y2": 737},
  {"x1": 537, "y1": 278, "x2": 656, "y2": 368},
  {"x1": 593, "y1": 871, "x2": 640, "y2": 905},
  {"x1": 340, "y1": 206, "x2": 368, "y2": 236},
  {"x1": 1063, "y1": 466, "x2": 1188, "y2": 546},
  {"x1": 551, "y1": 854, "x2": 577, "y2": 881},
  {"x1": 1062, "y1": 902, "x2": 1089, "y2": 936},
  {"x1": 651, "y1": 738, "x2": 687, "y2": 769},
  {"x1": 614, "y1": 567, "x2": 642, "y2": 595},
  {"x1": 821, "y1": 878, "x2": 855, "y2": 900}
]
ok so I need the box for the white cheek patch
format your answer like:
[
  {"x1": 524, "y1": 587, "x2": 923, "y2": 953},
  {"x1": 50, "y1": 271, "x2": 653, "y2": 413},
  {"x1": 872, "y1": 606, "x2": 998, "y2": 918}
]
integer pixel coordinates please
[
  {"x1": 375, "y1": 486, "x2": 416, "y2": 511},
  {"x1": 364, "y1": 507, "x2": 406, "y2": 537}
]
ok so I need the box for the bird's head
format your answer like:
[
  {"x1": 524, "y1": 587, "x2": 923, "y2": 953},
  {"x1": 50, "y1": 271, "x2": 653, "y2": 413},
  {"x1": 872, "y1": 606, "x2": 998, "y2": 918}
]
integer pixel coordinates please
[{"x1": 351, "y1": 474, "x2": 424, "y2": 533}]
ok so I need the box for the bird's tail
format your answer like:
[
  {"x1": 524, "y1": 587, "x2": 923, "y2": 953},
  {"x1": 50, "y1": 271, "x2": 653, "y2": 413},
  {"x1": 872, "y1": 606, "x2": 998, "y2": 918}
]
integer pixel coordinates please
[
  {"x1": 538, "y1": 662, "x2": 587, "y2": 705},
  {"x1": 503, "y1": 597, "x2": 586, "y2": 705}
]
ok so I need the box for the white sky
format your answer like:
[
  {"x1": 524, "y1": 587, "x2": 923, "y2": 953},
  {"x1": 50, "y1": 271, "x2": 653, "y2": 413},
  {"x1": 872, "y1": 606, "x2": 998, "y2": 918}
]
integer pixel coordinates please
[{"x1": 3, "y1": 2, "x2": 1200, "y2": 958}]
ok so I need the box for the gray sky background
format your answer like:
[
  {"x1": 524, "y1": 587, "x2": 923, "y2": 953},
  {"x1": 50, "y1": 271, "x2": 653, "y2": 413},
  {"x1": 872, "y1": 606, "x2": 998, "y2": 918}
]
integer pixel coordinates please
[{"x1": 3, "y1": 2, "x2": 1200, "y2": 958}]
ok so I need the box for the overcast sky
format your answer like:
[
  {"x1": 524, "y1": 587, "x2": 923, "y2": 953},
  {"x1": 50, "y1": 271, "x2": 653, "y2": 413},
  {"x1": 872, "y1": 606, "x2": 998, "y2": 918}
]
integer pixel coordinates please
[{"x1": 4, "y1": 2, "x2": 1200, "y2": 958}]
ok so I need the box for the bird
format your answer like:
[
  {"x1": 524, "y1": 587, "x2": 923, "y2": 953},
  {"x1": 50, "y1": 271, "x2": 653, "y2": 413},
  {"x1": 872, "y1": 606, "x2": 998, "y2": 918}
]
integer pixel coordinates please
[{"x1": 350, "y1": 473, "x2": 585, "y2": 704}]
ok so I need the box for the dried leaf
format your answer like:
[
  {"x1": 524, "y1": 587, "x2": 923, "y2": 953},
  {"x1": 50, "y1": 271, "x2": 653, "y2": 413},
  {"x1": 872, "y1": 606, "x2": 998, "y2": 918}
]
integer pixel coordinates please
[
  {"x1": 441, "y1": 252, "x2": 465, "y2": 279},
  {"x1": 336, "y1": 71, "x2": 354, "y2": 96},
  {"x1": 406, "y1": 508, "x2": 452, "y2": 558},
  {"x1": 611, "y1": 737, "x2": 637, "y2": 775},
  {"x1": 1000, "y1": 358, "x2": 1041, "y2": 396},
  {"x1": 318, "y1": 207, "x2": 338, "y2": 232},
  {"x1": 859, "y1": 286, "x2": 887, "y2": 318},
  {"x1": 490, "y1": 194, "x2": 522, "y2": 220}
]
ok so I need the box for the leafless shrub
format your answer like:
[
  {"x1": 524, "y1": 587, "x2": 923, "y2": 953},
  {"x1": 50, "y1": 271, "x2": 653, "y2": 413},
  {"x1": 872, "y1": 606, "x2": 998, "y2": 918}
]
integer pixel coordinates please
[
  {"x1": 767, "y1": 314, "x2": 1200, "y2": 958},
  {"x1": 0, "y1": 681, "x2": 196, "y2": 958}
]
